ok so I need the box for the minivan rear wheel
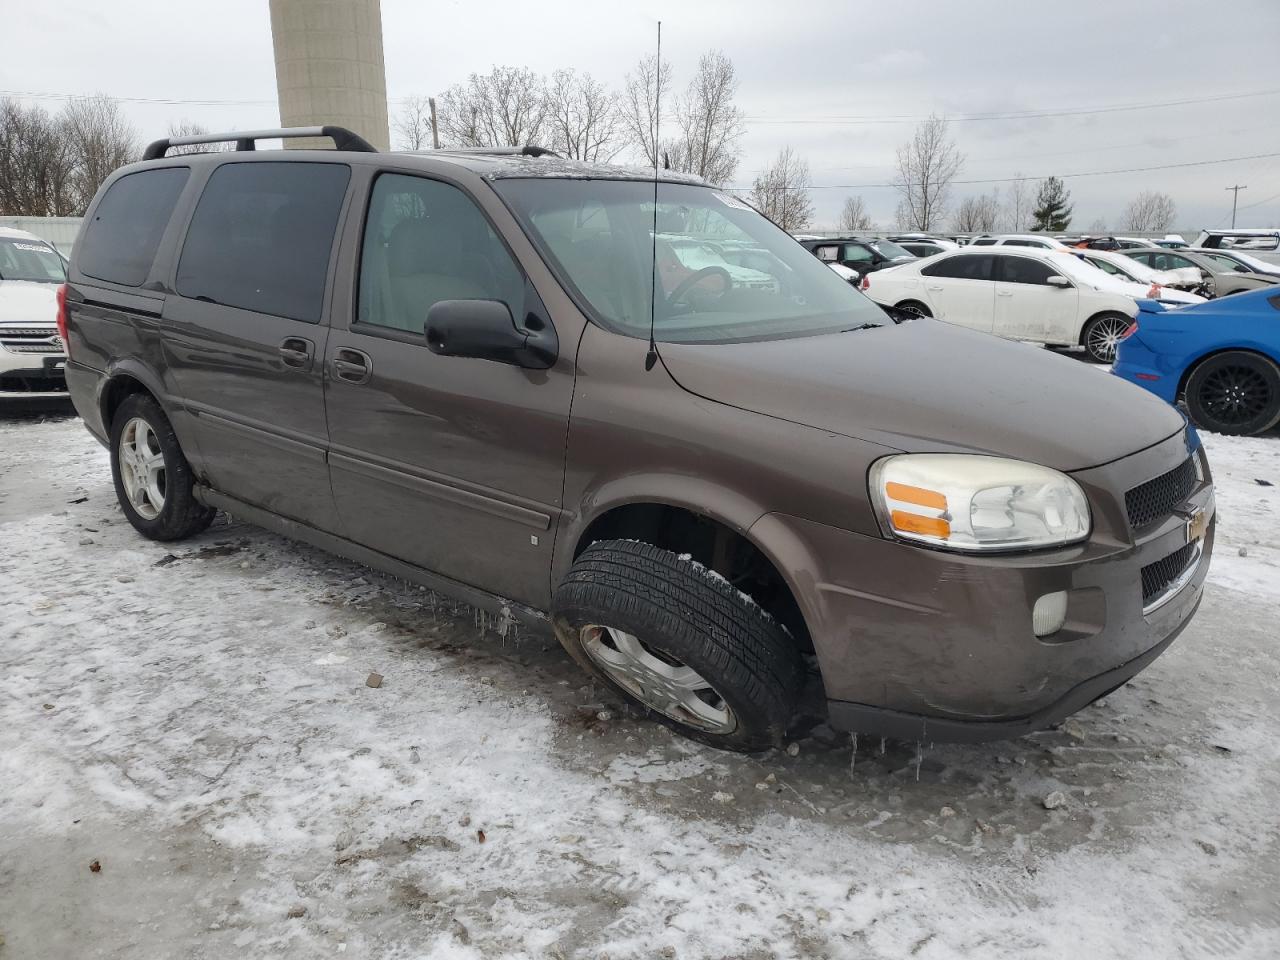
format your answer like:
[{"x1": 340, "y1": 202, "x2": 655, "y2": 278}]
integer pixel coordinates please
[
  {"x1": 1184, "y1": 351, "x2": 1280, "y2": 436},
  {"x1": 110, "y1": 393, "x2": 215, "y2": 541},
  {"x1": 552, "y1": 539, "x2": 804, "y2": 753}
]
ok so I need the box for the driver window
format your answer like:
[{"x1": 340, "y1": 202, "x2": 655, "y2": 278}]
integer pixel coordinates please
[
  {"x1": 841, "y1": 244, "x2": 874, "y2": 263},
  {"x1": 358, "y1": 173, "x2": 523, "y2": 333}
]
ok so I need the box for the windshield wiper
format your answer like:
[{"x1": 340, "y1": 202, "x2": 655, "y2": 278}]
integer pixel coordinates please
[{"x1": 839, "y1": 322, "x2": 885, "y2": 333}]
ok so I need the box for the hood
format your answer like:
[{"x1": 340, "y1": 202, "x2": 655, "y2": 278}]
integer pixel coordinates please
[
  {"x1": 660, "y1": 318, "x2": 1185, "y2": 472},
  {"x1": 0, "y1": 280, "x2": 59, "y2": 326}
]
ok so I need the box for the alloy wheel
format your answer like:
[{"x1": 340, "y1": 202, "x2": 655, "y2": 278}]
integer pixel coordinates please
[
  {"x1": 1199, "y1": 365, "x2": 1272, "y2": 427},
  {"x1": 118, "y1": 417, "x2": 167, "y2": 520},
  {"x1": 1086, "y1": 315, "x2": 1130, "y2": 363},
  {"x1": 579, "y1": 624, "x2": 736, "y2": 734}
]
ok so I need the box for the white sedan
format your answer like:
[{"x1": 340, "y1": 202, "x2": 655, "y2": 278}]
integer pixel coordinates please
[{"x1": 861, "y1": 247, "x2": 1143, "y2": 363}]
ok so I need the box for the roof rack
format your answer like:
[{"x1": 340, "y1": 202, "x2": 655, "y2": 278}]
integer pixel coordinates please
[
  {"x1": 431, "y1": 146, "x2": 560, "y2": 158},
  {"x1": 142, "y1": 126, "x2": 378, "y2": 161}
]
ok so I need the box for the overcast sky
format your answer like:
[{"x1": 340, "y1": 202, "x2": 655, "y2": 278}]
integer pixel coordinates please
[{"x1": 8, "y1": 0, "x2": 1280, "y2": 231}]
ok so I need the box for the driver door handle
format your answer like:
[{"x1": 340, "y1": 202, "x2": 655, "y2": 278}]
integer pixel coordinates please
[
  {"x1": 331, "y1": 347, "x2": 372, "y2": 385},
  {"x1": 997, "y1": 290, "x2": 1014, "y2": 297}
]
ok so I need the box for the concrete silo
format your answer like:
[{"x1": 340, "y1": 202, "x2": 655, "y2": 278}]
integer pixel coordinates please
[{"x1": 268, "y1": 0, "x2": 391, "y2": 150}]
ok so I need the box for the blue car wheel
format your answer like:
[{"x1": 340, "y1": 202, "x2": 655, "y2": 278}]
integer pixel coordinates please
[{"x1": 1185, "y1": 351, "x2": 1280, "y2": 436}]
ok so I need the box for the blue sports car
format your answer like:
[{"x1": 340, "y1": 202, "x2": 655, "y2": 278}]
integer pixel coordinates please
[{"x1": 1113, "y1": 287, "x2": 1280, "y2": 435}]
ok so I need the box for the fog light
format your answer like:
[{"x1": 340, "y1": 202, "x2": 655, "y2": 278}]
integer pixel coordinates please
[{"x1": 1032, "y1": 591, "x2": 1068, "y2": 637}]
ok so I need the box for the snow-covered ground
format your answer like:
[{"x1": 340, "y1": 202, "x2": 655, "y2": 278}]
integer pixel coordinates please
[{"x1": 2, "y1": 409, "x2": 1278, "y2": 960}]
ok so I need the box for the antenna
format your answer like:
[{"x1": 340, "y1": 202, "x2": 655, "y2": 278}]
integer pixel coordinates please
[{"x1": 645, "y1": 21, "x2": 662, "y2": 372}]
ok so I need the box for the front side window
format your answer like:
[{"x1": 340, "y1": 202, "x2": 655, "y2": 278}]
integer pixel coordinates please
[
  {"x1": 177, "y1": 162, "x2": 350, "y2": 323},
  {"x1": 841, "y1": 244, "x2": 874, "y2": 263},
  {"x1": 998, "y1": 257, "x2": 1061, "y2": 285},
  {"x1": 77, "y1": 167, "x2": 189, "y2": 287},
  {"x1": 1204, "y1": 253, "x2": 1245, "y2": 272},
  {"x1": 921, "y1": 254, "x2": 994, "y2": 281},
  {"x1": 1087, "y1": 256, "x2": 1122, "y2": 276},
  {"x1": 0, "y1": 237, "x2": 66, "y2": 283},
  {"x1": 358, "y1": 173, "x2": 524, "y2": 334},
  {"x1": 493, "y1": 179, "x2": 887, "y2": 344}
]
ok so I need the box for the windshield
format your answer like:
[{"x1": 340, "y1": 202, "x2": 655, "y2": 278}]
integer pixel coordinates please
[
  {"x1": 493, "y1": 178, "x2": 889, "y2": 344},
  {"x1": 0, "y1": 237, "x2": 66, "y2": 283},
  {"x1": 1092, "y1": 253, "x2": 1156, "y2": 282}
]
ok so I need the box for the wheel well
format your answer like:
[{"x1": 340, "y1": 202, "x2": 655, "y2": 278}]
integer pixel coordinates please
[
  {"x1": 100, "y1": 375, "x2": 154, "y2": 429},
  {"x1": 575, "y1": 503, "x2": 811, "y2": 650},
  {"x1": 895, "y1": 298, "x2": 929, "y2": 314},
  {"x1": 1176, "y1": 347, "x2": 1280, "y2": 400}
]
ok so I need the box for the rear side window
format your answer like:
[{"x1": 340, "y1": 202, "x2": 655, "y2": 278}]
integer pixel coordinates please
[
  {"x1": 357, "y1": 172, "x2": 524, "y2": 334},
  {"x1": 813, "y1": 245, "x2": 839, "y2": 261},
  {"x1": 969, "y1": 237, "x2": 996, "y2": 246},
  {"x1": 921, "y1": 254, "x2": 994, "y2": 280},
  {"x1": 77, "y1": 167, "x2": 189, "y2": 287},
  {"x1": 177, "y1": 162, "x2": 350, "y2": 323}
]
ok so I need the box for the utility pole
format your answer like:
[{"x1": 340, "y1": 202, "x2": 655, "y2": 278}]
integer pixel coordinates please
[
  {"x1": 1225, "y1": 184, "x2": 1247, "y2": 228},
  {"x1": 428, "y1": 97, "x2": 440, "y2": 149}
]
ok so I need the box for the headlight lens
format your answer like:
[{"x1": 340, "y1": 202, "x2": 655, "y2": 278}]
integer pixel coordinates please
[{"x1": 870, "y1": 454, "x2": 1090, "y2": 552}]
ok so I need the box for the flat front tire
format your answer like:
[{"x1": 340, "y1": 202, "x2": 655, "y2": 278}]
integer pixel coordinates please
[
  {"x1": 1184, "y1": 351, "x2": 1280, "y2": 436},
  {"x1": 109, "y1": 393, "x2": 215, "y2": 541},
  {"x1": 552, "y1": 540, "x2": 804, "y2": 753}
]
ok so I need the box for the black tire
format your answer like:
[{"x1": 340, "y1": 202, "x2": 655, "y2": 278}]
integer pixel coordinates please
[
  {"x1": 109, "y1": 393, "x2": 215, "y2": 541},
  {"x1": 1184, "y1": 351, "x2": 1280, "y2": 436},
  {"x1": 552, "y1": 540, "x2": 804, "y2": 753},
  {"x1": 895, "y1": 299, "x2": 932, "y2": 318},
  {"x1": 1080, "y1": 312, "x2": 1132, "y2": 364}
]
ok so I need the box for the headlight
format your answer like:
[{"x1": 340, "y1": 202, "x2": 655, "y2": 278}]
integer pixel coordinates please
[{"x1": 869, "y1": 454, "x2": 1091, "y2": 552}]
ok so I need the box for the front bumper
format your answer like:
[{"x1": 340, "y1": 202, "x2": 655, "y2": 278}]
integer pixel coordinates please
[
  {"x1": 756, "y1": 430, "x2": 1213, "y2": 742},
  {"x1": 0, "y1": 337, "x2": 68, "y2": 395}
]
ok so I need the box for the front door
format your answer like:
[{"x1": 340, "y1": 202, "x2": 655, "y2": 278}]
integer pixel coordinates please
[
  {"x1": 161, "y1": 160, "x2": 352, "y2": 531},
  {"x1": 323, "y1": 170, "x2": 575, "y2": 608},
  {"x1": 992, "y1": 255, "x2": 1078, "y2": 344}
]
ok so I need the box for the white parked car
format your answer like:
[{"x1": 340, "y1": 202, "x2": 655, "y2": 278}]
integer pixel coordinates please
[
  {"x1": 861, "y1": 247, "x2": 1141, "y2": 363},
  {"x1": 967, "y1": 234, "x2": 1072, "y2": 251},
  {"x1": 0, "y1": 227, "x2": 69, "y2": 396},
  {"x1": 1067, "y1": 248, "x2": 1203, "y2": 294}
]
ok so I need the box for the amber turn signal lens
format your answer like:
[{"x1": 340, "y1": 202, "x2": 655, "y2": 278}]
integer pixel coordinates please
[
  {"x1": 885, "y1": 482, "x2": 947, "y2": 510},
  {"x1": 890, "y1": 510, "x2": 951, "y2": 539}
]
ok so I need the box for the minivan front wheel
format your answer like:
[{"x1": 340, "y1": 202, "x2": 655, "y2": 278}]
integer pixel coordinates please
[
  {"x1": 110, "y1": 393, "x2": 215, "y2": 541},
  {"x1": 552, "y1": 540, "x2": 804, "y2": 753}
]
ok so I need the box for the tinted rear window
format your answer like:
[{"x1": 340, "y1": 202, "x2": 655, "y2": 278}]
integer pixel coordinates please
[
  {"x1": 77, "y1": 167, "x2": 190, "y2": 287},
  {"x1": 176, "y1": 162, "x2": 350, "y2": 323}
]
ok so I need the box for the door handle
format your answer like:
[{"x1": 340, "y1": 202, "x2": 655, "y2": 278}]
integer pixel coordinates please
[
  {"x1": 997, "y1": 290, "x2": 1014, "y2": 297},
  {"x1": 926, "y1": 284, "x2": 944, "y2": 291},
  {"x1": 279, "y1": 337, "x2": 314, "y2": 369},
  {"x1": 331, "y1": 347, "x2": 372, "y2": 385}
]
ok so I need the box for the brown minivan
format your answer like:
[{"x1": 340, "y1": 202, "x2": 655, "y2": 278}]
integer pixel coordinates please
[{"x1": 61, "y1": 127, "x2": 1215, "y2": 752}]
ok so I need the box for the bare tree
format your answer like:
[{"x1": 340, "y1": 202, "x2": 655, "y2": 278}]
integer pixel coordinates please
[
  {"x1": 951, "y1": 190, "x2": 1001, "y2": 232},
  {"x1": 838, "y1": 195, "x2": 873, "y2": 232},
  {"x1": 1004, "y1": 175, "x2": 1032, "y2": 232},
  {"x1": 545, "y1": 70, "x2": 621, "y2": 162},
  {"x1": 0, "y1": 98, "x2": 77, "y2": 216},
  {"x1": 393, "y1": 95, "x2": 435, "y2": 151},
  {"x1": 620, "y1": 54, "x2": 672, "y2": 167},
  {"x1": 62, "y1": 95, "x2": 138, "y2": 211},
  {"x1": 164, "y1": 120, "x2": 230, "y2": 156},
  {"x1": 437, "y1": 67, "x2": 548, "y2": 148},
  {"x1": 893, "y1": 114, "x2": 963, "y2": 230},
  {"x1": 1121, "y1": 191, "x2": 1177, "y2": 232},
  {"x1": 672, "y1": 50, "x2": 744, "y2": 185},
  {"x1": 1087, "y1": 217, "x2": 1108, "y2": 233},
  {"x1": 748, "y1": 147, "x2": 814, "y2": 232}
]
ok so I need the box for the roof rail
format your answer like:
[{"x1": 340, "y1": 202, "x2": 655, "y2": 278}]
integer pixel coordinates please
[
  {"x1": 142, "y1": 125, "x2": 377, "y2": 161},
  {"x1": 431, "y1": 145, "x2": 560, "y2": 158}
]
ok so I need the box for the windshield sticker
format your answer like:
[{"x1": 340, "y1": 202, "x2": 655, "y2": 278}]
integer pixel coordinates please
[
  {"x1": 713, "y1": 191, "x2": 754, "y2": 212},
  {"x1": 12, "y1": 243, "x2": 52, "y2": 253}
]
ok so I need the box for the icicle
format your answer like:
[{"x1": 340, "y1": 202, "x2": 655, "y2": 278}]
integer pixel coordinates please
[
  {"x1": 849, "y1": 732, "x2": 858, "y2": 774},
  {"x1": 915, "y1": 741, "x2": 923, "y2": 782}
]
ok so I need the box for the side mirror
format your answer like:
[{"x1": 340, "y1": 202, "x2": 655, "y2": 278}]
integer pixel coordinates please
[
  {"x1": 1046, "y1": 275, "x2": 1072, "y2": 288},
  {"x1": 425, "y1": 299, "x2": 557, "y2": 370}
]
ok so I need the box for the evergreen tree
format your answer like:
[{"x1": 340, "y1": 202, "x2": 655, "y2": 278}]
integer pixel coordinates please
[{"x1": 1031, "y1": 176, "x2": 1073, "y2": 232}]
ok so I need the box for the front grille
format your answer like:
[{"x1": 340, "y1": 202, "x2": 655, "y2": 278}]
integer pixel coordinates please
[
  {"x1": 1141, "y1": 541, "x2": 1198, "y2": 605},
  {"x1": 1125, "y1": 457, "x2": 1197, "y2": 528},
  {"x1": 1, "y1": 326, "x2": 63, "y2": 354}
]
